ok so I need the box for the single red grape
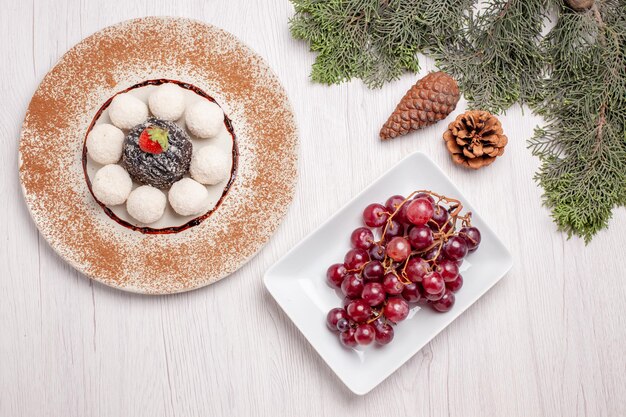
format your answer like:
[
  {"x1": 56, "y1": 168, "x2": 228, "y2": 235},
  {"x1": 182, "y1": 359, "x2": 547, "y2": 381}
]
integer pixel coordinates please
[
  {"x1": 347, "y1": 299, "x2": 372, "y2": 323},
  {"x1": 429, "y1": 204, "x2": 450, "y2": 230},
  {"x1": 363, "y1": 203, "x2": 389, "y2": 227},
  {"x1": 446, "y1": 273, "x2": 463, "y2": 292},
  {"x1": 443, "y1": 236, "x2": 468, "y2": 261},
  {"x1": 459, "y1": 226, "x2": 481, "y2": 252},
  {"x1": 374, "y1": 322, "x2": 394, "y2": 345},
  {"x1": 383, "y1": 220, "x2": 404, "y2": 241},
  {"x1": 382, "y1": 272, "x2": 404, "y2": 295},
  {"x1": 339, "y1": 328, "x2": 357, "y2": 348},
  {"x1": 405, "y1": 257, "x2": 430, "y2": 282},
  {"x1": 432, "y1": 290, "x2": 455, "y2": 312},
  {"x1": 386, "y1": 237, "x2": 411, "y2": 262},
  {"x1": 408, "y1": 225, "x2": 434, "y2": 250},
  {"x1": 395, "y1": 203, "x2": 411, "y2": 224},
  {"x1": 372, "y1": 317, "x2": 386, "y2": 329},
  {"x1": 344, "y1": 248, "x2": 369, "y2": 270},
  {"x1": 363, "y1": 261, "x2": 384, "y2": 282},
  {"x1": 437, "y1": 259, "x2": 459, "y2": 282},
  {"x1": 401, "y1": 283, "x2": 421, "y2": 303},
  {"x1": 422, "y1": 271, "x2": 445, "y2": 295},
  {"x1": 354, "y1": 324, "x2": 376, "y2": 345},
  {"x1": 326, "y1": 308, "x2": 349, "y2": 331},
  {"x1": 415, "y1": 192, "x2": 435, "y2": 204},
  {"x1": 385, "y1": 195, "x2": 405, "y2": 213},
  {"x1": 341, "y1": 274, "x2": 364, "y2": 299},
  {"x1": 362, "y1": 282, "x2": 386, "y2": 306},
  {"x1": 326, "y1": 263, "x2": 347, "y2": 287},
  {"x1": 336, "y1": 318, "x2": 350, "y2": 332},
  {"x1": 406, "y1": 198, "x2": 434, "y2": 226},
  {"x1": 350, "y1": 227, "x2": 374, "y2": 250},
  {"x1": 383, "y1": 297, "x2": 409, "y2": 323},
  {"x1": 423, "y1": 244, "x2": 446, "y2": 262},
  {"x1": 368, "y1": 244, "x2": 386, "y2": 261},
  {"x1": 424, "y1": 286, "x2": 445, "y2": 301}
]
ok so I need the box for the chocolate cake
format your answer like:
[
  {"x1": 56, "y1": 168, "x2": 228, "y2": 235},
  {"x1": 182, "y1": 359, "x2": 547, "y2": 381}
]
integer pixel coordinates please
[{"x1": 122, "y1": 117, "x2": 192, "y2": 188}]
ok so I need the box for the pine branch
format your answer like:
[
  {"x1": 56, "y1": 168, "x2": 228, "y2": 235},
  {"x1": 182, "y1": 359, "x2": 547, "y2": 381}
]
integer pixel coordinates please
[
  {"x1": 289, "y1": 0, "x2": 473, "y2": 88},
  {"x1": 434, "y1": 0, "x2": 550, "y2": 113},
  {"x1": 529, "y1": 1, "x2": 626, "y2": 242}
]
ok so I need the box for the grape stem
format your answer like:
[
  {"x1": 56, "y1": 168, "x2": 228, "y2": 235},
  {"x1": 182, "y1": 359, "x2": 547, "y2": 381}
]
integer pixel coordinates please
[
  {"x1": 377, "y1": 190, "x2": 473, "y2": 271},
  {"x1": 391, "y1": 268, "x2": 412, "y2": 285},
  {"x1": 366, "y1": 308, "x2": 384, "y2": 324}
]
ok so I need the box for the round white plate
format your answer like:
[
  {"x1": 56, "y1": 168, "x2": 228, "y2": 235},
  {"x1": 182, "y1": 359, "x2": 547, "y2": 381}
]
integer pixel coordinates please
[{"x1": 19, "y1": 17, "x2": 298, "y2": 294}]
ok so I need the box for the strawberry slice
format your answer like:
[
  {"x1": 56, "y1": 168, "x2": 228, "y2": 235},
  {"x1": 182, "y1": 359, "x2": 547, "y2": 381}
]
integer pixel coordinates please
[{"x1": 138, "y1": 127, "x2": 169, "y2": 154}]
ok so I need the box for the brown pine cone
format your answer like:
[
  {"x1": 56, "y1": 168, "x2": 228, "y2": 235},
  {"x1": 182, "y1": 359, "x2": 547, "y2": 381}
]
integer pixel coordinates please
[
  {"x1": 443, "y1": 110, "x2": 508, "y2": 169},
  {"x1": 380, "y1": 71, "x2": 460, "y2": 141},
  {"x1": 565, "y1": 0, "x2": 594, "y2": 11}
]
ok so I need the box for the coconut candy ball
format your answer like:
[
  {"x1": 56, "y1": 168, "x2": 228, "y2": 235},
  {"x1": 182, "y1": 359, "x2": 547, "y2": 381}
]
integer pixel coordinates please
[
  {"x1": 86, "y1": 123, "x2": 125, "y2": 165},
  {"x1": 126, "y1": 185, "x2": 167, "y2": 224},
  {"x1": 190, "y1": 145, "x2": 231, "y2": 185},
  {"x1": 108, "y1": 93, "x2": 149, "y2": 130},
  {"x1": 168, "y1": 178, "x2": 210, "y2": 216},
  {"x1": 185, "y1": 100, "x2": 224, "y2": 139},
  {"x1": 148, "y1": 83, "x2": 186, "y2": 121},
  {"x1": 92, "y1": 164, "x2": 132, "y2": 206}
]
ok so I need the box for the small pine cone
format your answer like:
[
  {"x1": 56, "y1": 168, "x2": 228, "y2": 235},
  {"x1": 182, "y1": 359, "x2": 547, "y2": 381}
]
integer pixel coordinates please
[
  {"x1": 443, "y1": 110, "x2": 508, "y2": 169},
  {"x1": 380, "y1": 71, "x2": 460, "y2": 141},
  {"x1": 565, "y1": 0, "x2": 594, "y2": 11}
]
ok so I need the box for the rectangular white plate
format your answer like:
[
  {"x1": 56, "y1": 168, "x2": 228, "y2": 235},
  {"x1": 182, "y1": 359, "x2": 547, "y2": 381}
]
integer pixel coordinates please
[{"x1": 264, "y1": 151, "x2": 513, "y2": 395}]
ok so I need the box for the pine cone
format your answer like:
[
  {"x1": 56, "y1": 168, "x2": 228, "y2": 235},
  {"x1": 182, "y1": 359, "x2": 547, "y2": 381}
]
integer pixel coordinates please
[
  {"x1": 380, "y1": 72, "x2": 460, "y2": 141},
  {"x1": 443, "y1": 110, "x2": 508, "y2": 169},
  {"x1": 565, "y1": 0, "x2": 594, "y2": 11}
]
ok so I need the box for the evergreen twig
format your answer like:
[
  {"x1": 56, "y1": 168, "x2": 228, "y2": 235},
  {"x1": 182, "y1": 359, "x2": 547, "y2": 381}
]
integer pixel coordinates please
[
  {"x1": 289, "y1": 0, "x2": 472, "y2": 87},
  {"x1": 529, "y1": 1, "x2": 626, "y2": 242},
  {"x1": 434, "y1": 0, "x2": 549, "y2": 113}
]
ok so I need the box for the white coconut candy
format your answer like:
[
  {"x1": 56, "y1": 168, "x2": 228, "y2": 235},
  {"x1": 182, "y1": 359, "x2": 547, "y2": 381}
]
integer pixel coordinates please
[
  {"x1": 108, "y1": 93, "x2": 149, "y2": 130},
  {"x1": 148, "y1": 83, "x2": 186, "y2": 121},
  {"x1": 86, "y1": 123, "x2": 125, "y2": 165},
  {"x1": 168, "y1": 178, "x2": 210, "y2": 216},
  {"x1": 190, "y1": 145, "x2": 231, "y2": 185},
  {"x1": 185, "y1": 100, "x2": 224, "y2": 139},
  {"x1": 126, "y1": 185, "x2": 167, "y2": 224},
  {"x1": 92, "y1": 164, "x2": 132, "y2": 206}
]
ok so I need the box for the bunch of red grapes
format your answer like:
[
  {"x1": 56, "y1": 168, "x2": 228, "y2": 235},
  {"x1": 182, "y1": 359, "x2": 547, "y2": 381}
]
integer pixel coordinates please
[{"x1": 325, "y1": 191, "x2": 481, "y2": 348}]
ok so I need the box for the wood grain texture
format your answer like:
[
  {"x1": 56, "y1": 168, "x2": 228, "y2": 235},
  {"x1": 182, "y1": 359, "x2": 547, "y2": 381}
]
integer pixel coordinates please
[{"x1": 1, "y1": 0, "x2": 624, "y2": 416}]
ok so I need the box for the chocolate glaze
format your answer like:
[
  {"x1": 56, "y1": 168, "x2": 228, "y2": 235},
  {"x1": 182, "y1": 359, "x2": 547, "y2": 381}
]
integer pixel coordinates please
[{"x1": 82, "y1": 79, "x2": 239, "y2": 235}]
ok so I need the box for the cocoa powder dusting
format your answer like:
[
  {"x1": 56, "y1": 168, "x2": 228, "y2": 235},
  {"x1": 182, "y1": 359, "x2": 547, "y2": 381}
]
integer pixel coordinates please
[{"x1": 19, "y1": 17, "x2": 298, "y2": 294}]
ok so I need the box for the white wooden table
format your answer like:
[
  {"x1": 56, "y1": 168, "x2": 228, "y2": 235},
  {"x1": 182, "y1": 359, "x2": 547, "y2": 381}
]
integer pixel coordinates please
[{"x1": 2, "y1": 1, "x2": 625, "y2": 416}]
